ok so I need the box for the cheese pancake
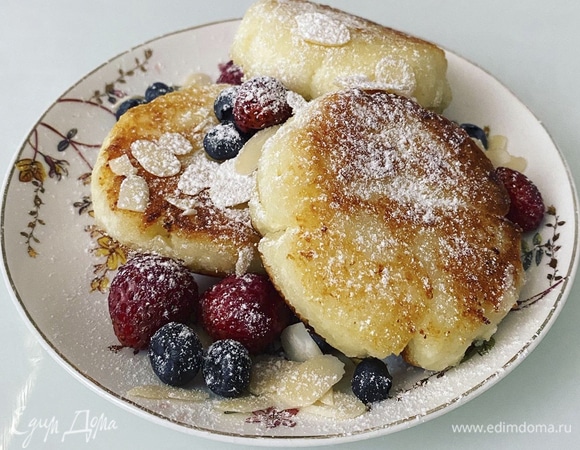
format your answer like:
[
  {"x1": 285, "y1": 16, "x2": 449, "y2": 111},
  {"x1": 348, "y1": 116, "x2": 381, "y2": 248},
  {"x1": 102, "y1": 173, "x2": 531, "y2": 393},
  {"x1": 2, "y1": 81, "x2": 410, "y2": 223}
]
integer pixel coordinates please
[
  {"x1": 231, "y1": 0, "x2": 451, "y2": 112},
  {"x1": 91, "y1": 83, "x2": 262, "y2": 276},
  {"x1": 250, "y1": 89, "x2": 524, "y2": 371}
]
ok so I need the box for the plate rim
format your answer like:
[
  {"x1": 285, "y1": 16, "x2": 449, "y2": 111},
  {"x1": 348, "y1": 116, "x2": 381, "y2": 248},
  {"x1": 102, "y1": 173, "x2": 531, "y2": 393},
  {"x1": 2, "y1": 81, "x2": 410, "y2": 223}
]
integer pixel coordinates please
[{"x1": 1, "y1": 18, "x2": 579, "y2": 447}]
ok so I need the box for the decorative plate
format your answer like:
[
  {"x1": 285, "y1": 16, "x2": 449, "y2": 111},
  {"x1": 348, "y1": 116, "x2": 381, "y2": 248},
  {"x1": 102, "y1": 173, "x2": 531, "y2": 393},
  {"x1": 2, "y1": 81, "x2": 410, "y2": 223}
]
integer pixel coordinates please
[{"x1": 1, "y1": 19, "x2": 578, "y2": 447}]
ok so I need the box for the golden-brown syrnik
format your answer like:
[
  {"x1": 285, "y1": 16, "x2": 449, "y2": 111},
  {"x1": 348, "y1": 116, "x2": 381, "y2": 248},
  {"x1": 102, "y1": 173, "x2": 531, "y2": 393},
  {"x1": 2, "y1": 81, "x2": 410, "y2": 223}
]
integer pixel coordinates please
[
  {"x1": 231, "y1": 0, "x2": 452, "y2": 112},
  {"x1": 250, "y1": 89, "x2": 524, "y2": 371},
  {"x1": 91, "y1": 83, "x2": 263, "y2": 276}
]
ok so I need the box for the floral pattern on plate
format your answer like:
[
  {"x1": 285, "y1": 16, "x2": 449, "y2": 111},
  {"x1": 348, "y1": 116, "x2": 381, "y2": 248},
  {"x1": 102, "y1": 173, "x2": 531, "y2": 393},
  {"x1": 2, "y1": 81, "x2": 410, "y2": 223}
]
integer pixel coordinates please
[{"x1": 1, "y1": 20, "x2": 577, "y2": 445}]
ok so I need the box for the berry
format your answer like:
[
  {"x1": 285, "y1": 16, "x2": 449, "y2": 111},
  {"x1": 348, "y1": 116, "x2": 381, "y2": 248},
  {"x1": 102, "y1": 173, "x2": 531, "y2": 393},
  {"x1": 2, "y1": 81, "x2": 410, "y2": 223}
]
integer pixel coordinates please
[
  {"x1": 214, "y1": 86, "x2": 239, "y2": 122},
  {"x1": 200, "y1": 274, "x2": 294, "y2": 354},
  {"x1": 148, "y1": 322, "x2": 203, "y2": 386},
  {"x1": 494, "y1": 166, "x2": 545, "y2": 232},
  {"x1": 115, "y1": 97, "x2": 146, "y2": 120},
  {"x1": 460, "y1": 123, "x2": 488, "y2": 149},
  {"x1": 203, "y1": 339, "x2": 252, "y2": 398},
  {"x1": 232, "y1": 76, "x2": 293, "y2": 133},
  {"x1": 203, "y1": 121, "x2": 250, "y2": 161},
  {"x1": 216, "y1": 60, "x2": 244, "y2": 85},
  {"x1": 145, "y1": 82, "x2": 174, "y2": 102},
  {"x1": 351, "y1": 357, "x2": 393, "y2": 405},
  {"x1": 108, "y1": 253, "x2": 200, "y2": 350}
]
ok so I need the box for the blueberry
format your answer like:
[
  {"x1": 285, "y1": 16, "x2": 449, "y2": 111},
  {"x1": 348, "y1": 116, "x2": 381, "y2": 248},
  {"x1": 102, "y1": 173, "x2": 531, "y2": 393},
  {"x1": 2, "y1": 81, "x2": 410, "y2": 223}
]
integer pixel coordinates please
[
  {"x1": 115, "y1": 97, "x2": 146, "y2": 121},
  {"x1": 145, "y1": 82, "x2": 174, "y2": 102},
  {"x1": 203, "y1": 339, "x2": 252, "y2": 398},
  {"x1": 214, "y1": 86, "x2": 239, "y2": 122},
  {"x1": 203, "y1": 121, "x2": 250, "y2": 161},
  {"x1": 460, "y1": 123, "x2": 488, "y2": 149},
  {"x1": 351, "y1": 357, "x2": 392, "y2": 405},
  {"x1": 148, "y1": 322, "x2": 204, "y2": 386}
]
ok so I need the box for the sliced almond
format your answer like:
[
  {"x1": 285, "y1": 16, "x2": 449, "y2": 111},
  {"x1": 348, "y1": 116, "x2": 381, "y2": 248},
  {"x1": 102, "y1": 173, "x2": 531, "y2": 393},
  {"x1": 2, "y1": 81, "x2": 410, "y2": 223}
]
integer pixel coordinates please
[
  {"x1": 280, "y1": 322, "x2": 323, "y2": 362},
  {"x1": 295, "y1": 12, "x2": 351, "y2": 46},
  {"x1": 108, "y1": 154, "x2": 137, "y2": 176},
  {"x1": 177, "y1": 151, "x2": 218, "y2": 196},
  {"x1": 272, "y1": 354, "x2": 345, "y2": 408},
  {"x1": 301, "y1": 391, "x2": 367, "y2": 420},
  {"x1": 318, "y1": 388, "x2": 335, "y2": 406},
  {"x1": 234, "y1": 125, "x2": 280, "y2": 175},
  {"x1": 249, "y1": 356, "x2": 300, "y2": 396},
  {"x1": 182, "y1": 72, "x2": 213, "y2": 87},
  {"x1": 158, "y1": 132, "x2": 193, "y2": 156},
  {"x1": 130, "y1": 139, "x2": 181, "y2": 177},
  {"x1": 117, "y1": 175, "x2": 149, "y2": 212},
  {"x1": 485, "y1": 134, "x2": 528, "y2": 172},
  {"x1": 126, "y1": 385, "x2": 208, "y2": 402},
  {"x1": 209, "y1": 159, "x2": 256, "y2": 208}
]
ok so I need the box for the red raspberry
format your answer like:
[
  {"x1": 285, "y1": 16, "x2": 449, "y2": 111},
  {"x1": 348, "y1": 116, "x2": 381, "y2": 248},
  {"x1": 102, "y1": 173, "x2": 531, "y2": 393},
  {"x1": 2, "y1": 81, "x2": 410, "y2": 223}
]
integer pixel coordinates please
[
  {"x1": 217, "y1": 60, "x2": 244, "y2": 85},
  {"x1": 201, "y1": 274, "x2": 294, "y2": 354},
  {"x1": 495, "y1": 166, "x2": 545, "y2": 232},
  {"x1": 108, "y1": 253, "x2": 200, "y2": 350},
  {"x1": 232, "y1": 76, "x2": 293, "y2": 133}
]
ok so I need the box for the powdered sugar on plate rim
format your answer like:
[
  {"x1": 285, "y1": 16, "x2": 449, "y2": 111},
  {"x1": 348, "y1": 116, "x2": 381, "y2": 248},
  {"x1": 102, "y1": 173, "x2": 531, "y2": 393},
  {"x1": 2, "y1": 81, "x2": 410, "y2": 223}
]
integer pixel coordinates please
[{"x1": 0, "y1": 19, "x2": 577, "y2": 447}]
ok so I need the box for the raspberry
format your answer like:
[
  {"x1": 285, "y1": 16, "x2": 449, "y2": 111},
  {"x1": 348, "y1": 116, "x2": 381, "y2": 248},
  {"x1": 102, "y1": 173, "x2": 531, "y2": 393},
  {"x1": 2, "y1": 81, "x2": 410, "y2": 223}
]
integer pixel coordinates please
[
  {"x1": 200, "y1": 274, "x2": 294, "y2": 354},
  {"x1": 495, "y1": 166, "x2": 545, "y2": 232},
  {"x1": 216, "y1": 60, "x2": 244, "y2": 85},
  {"x1": 108, "y1": 253, "x2": 200, "y2": 350},
  {"x1": 232, "y1": 76, "x2": 293, "y2": 133}
]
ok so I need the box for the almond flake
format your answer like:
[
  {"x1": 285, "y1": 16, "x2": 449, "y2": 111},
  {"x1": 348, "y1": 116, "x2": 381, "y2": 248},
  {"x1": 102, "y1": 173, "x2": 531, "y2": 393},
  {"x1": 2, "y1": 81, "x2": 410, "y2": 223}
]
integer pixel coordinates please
[
  {"x1": 249, "y1": 357, "x2": 300, "y2": 396},
  {"x1": 295, "y1": 12, "x2": 350, "y2": 46},
  {"x1": 130, "y1": 139, "x2": 181, "y2": 177},
  {"x1": 108, "y1": 154, "x2": 137, "y2": 176},
  {"x1": 182, "y1": 72, "x2": 213, "y2": 87},
  {"x1": 209, "y1": 159, "x2": 256, "y2": 208},
  {"x1": 235, "y1": 125, "x2": 280, "y2": 176},
  {"x1": 280, "y1": 322, "x2": 323, "y2": 362},
  {"x1": 178, "y1": 151, "x2": 218, "y2": 196},
  {"x1": 117, "y1": 175, "x2": 149, "y2": 212},
  {"x1": 301, "y1": 391, "x2": 367, "y2": 419},
  {"x1": 158, "y1": 132, "x2": 194, "y2": 156},
  {"x1": 126, "y1": 385, "x2": 208, "y2": 402},
  {"x1": 165, "y1": 195, "x2": 197, "y2": 212},
  {"x1": 235, "y1": 246, "x2": 255, "y2": 276},
  {"x1": 269, "y1": 355, "x2": 345, "y2": 408}
]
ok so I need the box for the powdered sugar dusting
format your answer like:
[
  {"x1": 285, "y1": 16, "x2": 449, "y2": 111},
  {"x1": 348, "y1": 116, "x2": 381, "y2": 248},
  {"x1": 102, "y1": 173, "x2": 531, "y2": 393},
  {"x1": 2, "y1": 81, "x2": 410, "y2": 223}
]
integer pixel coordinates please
[
  {"x1": 109, "y1": 154, "x2": 137, "y2": 176},
  {"x1": 158, "y1": 132, "x2": 194, "y2": 156},
  {"x1": 117, "y1": 175, "x2": 149, "y2": 212},
  {"x1": 178, "y1": 151, "x2": 219, "y2": 196},
  {"x1": 176, "y1": 150, "x2": 256, "y2": 211},
  {"x1": 209, "y1": 159, "x2": 256, "y2": 209},
  {"x1": 130, "y1": 139, "x2": 182, "y2": 178},
  {"x1": 320, "y1": 90, "x2": 472, "y2": 225},
  {"x1": 295, "y1": 12, "x2": 350, "y2": 46}
]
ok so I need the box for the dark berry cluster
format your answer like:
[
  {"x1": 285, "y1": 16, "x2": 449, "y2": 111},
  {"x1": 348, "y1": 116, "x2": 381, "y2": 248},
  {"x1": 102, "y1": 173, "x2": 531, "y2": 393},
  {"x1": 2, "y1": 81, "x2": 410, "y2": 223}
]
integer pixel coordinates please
[
  {"x1": 107, "y1": 254, "x2": 295, "y2": 398},
  {"x1": 115, "y1": 82, "x2": 175, "y2": 121},
  {"x1": 459, "y1": 122, "x2": 545, "y2": 232},
  {"x1": 203, "y1": 71, "x2": 293, "y2": 161}
]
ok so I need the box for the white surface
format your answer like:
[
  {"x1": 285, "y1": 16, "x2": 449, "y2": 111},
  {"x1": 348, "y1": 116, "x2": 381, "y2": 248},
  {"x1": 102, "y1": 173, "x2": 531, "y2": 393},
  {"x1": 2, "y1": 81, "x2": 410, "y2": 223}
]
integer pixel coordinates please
[{"x1": 1, "y1": 1, "x2": 579, "y2": 449}]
